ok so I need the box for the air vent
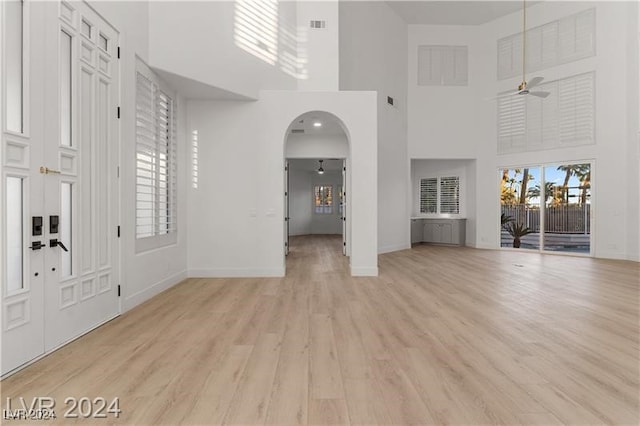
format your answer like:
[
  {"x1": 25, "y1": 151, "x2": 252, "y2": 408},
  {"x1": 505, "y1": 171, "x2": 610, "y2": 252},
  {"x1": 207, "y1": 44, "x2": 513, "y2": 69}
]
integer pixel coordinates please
[
  {"x1": 291, "y1": 129, "x2": 305, "y2": 134},
  {"x1": 310, "y1": 20, "x2": 326, "y2": 29}
]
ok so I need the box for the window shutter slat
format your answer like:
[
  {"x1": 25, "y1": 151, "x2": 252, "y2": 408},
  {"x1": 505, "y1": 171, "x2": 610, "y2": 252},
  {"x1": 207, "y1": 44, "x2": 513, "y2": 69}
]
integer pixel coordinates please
[
  {"x1": 440, "y1": 177, "x2": 460, "y2": 214},
  {"x1": 420, "y1": 178, "x2": 437, "y2": 214},
  {"x1": 135, "y1": 70, "x2": 177, "y2": 239}
]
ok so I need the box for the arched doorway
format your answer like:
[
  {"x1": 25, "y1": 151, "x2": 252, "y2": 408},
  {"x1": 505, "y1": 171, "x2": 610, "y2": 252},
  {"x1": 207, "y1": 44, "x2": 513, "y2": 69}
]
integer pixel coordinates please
[{"x1": 283, "y1": 111, "x2": 351, "y2": 268}]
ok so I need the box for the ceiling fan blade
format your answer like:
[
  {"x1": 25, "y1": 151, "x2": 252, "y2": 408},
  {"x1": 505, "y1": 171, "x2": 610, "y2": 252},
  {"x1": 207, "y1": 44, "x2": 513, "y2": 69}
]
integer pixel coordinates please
[
  {"x1": 527, "y1": 76, "x2": 544, "y2": 89},
  {"x1": 529, "y1": 91, "x2": 550, "y2": 98}
]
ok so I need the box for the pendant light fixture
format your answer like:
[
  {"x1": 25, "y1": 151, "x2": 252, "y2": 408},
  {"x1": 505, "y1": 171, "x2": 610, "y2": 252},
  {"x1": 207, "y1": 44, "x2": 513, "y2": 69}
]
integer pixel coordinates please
[{"x1": 317, "y1": 159, "x2": 324, "y2": 175}]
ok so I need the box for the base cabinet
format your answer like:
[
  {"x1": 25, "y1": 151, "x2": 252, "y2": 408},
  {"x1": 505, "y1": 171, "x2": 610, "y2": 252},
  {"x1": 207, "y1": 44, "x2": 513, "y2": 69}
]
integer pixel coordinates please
[
  {"x1": 412, "y1": 218, "x2": 466, "y2": 246},
  {"x1": 411, "y1": 219, "x2": 424, "y2": 244}
]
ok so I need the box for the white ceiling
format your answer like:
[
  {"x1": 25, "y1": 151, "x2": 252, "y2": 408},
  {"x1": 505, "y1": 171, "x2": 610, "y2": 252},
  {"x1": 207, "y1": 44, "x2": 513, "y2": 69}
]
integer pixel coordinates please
[
  {"x1": 289, "y1": 111, "x2": 346, "y2": 136},
  {"x1": 386, "y1": 1, "x2": 530, "y2": 26}
]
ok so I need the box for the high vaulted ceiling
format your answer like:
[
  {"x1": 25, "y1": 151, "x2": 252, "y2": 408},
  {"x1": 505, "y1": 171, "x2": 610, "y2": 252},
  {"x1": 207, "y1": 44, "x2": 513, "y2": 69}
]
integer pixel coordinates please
[{"x1": 386, "y1": 1, "x2": 531, "y2": 25}]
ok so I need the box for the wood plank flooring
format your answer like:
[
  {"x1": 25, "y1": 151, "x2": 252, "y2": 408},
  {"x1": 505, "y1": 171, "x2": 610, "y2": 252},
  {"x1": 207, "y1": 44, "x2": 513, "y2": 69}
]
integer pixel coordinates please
[{"x1": 1, "y1": 235, "x2": 638, "y2": 425}]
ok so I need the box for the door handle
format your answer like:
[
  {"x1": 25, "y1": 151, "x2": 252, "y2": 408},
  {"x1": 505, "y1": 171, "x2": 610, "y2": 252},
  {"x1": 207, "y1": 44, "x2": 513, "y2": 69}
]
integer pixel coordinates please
[
  {"x1": 29, "y1": 241, "x2": 45, "y2": 250},
  {"x1": 49, "y1": 239, "x2": 69, "y2": 252},
  {"x1": 39, "y1": 166, "x2": 61, "y2": 175}
]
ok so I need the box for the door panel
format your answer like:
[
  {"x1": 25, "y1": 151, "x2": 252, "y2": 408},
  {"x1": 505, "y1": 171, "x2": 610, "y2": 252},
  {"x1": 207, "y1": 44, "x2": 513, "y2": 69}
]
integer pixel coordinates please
[
  {"x1": 542, "y1": 163, "x2": 591, "y2": 254},
  {"x1": 285, "y1": 161, "x2": 289, "y2": 255},
  {"x1": 1, "y1": 0, "x2": 47, "y2": 375},
  {"x1": 1, "y1": 0, "x2": 120, "y2": 376},
  {"x1": 342, "y1": 160, "x2": 346, "y2": 255},
  {"x1": 42, "y1": 0, "x2": 120, "y2": 351}
]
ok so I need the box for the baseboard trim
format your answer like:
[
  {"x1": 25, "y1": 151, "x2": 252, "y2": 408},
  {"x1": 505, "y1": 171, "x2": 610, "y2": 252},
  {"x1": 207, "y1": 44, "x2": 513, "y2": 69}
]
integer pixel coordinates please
[
  {"x1": 595, "y1": 250, "x2": 629, "y2": 261},
  {"x1": 188, "y1": 267, "x2": 285, "y2": 278},
  {"x1": 350, "y1": 266, "x2": 379, "y2": 276},
  {"x1": 123, "y1": 270, "x2": 188, "y2": 311},
  {"x1": 626, "y1": 252, "x2": 640, "y2": 262},
  {"x1": 378, "y1": 243, "x2": 411, "y2": 254}
]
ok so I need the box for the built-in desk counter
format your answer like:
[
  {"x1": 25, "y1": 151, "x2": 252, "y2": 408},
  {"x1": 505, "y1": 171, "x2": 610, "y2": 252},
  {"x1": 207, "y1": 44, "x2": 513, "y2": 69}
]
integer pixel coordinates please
[{"x1": 411, "y1": 217, "x2": 466, "y2": 246}]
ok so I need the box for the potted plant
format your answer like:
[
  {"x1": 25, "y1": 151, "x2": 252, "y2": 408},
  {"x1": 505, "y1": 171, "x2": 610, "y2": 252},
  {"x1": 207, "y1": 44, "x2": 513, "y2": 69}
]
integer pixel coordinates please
[{"x1": 503, "y1": 221, "x2": 534, "y2": 248}]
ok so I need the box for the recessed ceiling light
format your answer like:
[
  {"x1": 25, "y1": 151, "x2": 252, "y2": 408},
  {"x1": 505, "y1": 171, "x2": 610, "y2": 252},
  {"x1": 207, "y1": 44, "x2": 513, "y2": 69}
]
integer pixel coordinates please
[{"x1": 313, "y1": 121, "x2": 322, "y2": 127}]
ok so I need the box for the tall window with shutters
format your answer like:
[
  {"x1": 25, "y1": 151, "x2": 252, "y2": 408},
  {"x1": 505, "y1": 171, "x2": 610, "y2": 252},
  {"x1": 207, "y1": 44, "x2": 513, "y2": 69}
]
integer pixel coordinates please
[
  {"x1": 497, "y1": 8, "x2": 595, "y2": 80},
  {"x1": 497, "y1": 72, "x2": 594, "y2": 154},
  {"x1": 135, "y1": 66, "x2": 177, "y2": 243},
  {"x1": 420, "y1": 177, "x2": 460, "y2": 215}
]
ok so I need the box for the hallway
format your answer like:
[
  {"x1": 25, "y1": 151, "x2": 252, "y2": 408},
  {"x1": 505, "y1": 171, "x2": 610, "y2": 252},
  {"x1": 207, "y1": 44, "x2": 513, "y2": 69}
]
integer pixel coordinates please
[{"x1": 1, "y1": 238, "x2": 638, "y2": 424}]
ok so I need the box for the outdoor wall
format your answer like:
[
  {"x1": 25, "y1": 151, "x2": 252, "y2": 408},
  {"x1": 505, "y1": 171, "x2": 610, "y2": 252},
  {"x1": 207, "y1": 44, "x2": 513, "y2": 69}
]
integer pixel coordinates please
[
  {"x1": 187, "y1": 91, "x2": 378, "y2": 277},
  {"x1": 93, "y1": 1, "x2": 189, "y2": 311},
  {"x1": 148, "y1": 1, "x2": 298, "y2": 100},
  {"x1": 408, "y1": 1, "x2": 640, "y2": 260},
  {"x1": 339, "y1": 1, "x2": 409, "y2": 254},
  {"x1": 289, "y1": 166, "x2": 342, "y2": 236}
]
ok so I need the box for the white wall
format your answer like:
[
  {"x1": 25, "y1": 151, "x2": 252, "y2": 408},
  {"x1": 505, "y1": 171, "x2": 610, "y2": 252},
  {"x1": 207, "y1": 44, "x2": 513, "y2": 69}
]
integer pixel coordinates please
[
  {"x1": 339, "y1": 1, "x2": 410, "y2": 254},
  {"x1": 286, "y1": 134, "x2": 348, "y2": 158},
  {"x1": 188, "y1": 91, "x2": 378, "y2": 277},
  {"x1": 411, "y1": 159, "x2": 477, "y2": 246},
  {"x1": 408, "y1": 24, "x2": 489, "y2": 159},
  {"x1": 289, "y1": 167, "x2": 342, "y2": 236},
  {"x1": 148, "y1": 1, "x2": 298, "y2": 100},
  {"x1": 92, "y1": 1, "x2": 188, "y2": 310},
  {"x1": 297, "y1": 1, "x2": 339, "y2": 91},
  {"x1": 408, "y1": 1, "x2": 640, "y2": 260}
]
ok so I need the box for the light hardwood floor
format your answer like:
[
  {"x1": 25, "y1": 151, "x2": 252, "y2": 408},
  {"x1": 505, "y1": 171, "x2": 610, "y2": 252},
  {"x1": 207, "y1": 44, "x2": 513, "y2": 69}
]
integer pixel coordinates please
[{"x1": 1, "y1": 235, "x2": 639, "y2": 425}]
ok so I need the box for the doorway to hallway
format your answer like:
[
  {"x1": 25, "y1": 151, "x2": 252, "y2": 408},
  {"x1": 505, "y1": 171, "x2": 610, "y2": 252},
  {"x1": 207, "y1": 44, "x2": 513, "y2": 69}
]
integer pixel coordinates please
[
  {"x1": 283, "y1": 111, "x2": 351, "y2": 274},
  {"x1": 285, "y1": 159, "x2": 346, "y2": 259},
  {"x1": 285, "y1": 235, "x2": 349, "y2": 275}
]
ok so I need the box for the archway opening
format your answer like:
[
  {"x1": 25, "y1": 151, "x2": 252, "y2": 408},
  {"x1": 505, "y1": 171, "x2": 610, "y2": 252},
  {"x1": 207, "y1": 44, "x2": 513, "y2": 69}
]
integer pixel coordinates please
[{"x1": 283, "y1": 111, "x2": 351, "y2": 273}]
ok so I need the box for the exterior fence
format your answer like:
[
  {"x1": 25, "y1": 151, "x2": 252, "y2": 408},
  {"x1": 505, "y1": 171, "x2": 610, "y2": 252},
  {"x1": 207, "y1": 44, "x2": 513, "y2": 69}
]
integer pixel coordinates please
[{"x1": 501, "y1": 204, "x2": 591, "y2": 234}]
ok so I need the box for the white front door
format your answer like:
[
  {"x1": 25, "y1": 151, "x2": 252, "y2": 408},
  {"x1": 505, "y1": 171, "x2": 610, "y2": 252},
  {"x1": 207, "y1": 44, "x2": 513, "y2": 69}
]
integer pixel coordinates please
[{"x1": 1, "y1": 0, "x2": 120, "y2": 376}]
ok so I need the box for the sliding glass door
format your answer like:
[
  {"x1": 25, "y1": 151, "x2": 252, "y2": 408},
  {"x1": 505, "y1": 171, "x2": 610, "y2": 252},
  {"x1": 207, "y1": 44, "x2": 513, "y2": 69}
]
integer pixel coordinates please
[
  {"x1": 543, "y1": 163, "x2": 591, "y2": 253},
  {"x1": 500, "y1": 162, "x2": 592, "y2": 254},
  {"x1": 501, "y1": 168, "x2": 541, "y2": 250}
]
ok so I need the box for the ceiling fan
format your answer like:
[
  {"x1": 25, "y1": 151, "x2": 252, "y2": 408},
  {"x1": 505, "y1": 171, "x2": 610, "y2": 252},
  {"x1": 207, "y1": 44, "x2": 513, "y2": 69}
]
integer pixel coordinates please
[{"x1": 504, "y1": 0, "x2": 550, "y2": 99}]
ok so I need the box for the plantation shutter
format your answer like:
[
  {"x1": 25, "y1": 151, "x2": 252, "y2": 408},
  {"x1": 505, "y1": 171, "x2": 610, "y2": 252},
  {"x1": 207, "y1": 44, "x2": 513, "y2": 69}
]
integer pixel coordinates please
[
  {"x1": 420, "y1": 178, "x2": 437, "y2": 214},
  {"x1": 418, "y1": 46, "x2": 468, "y2": 86},
  {"x1": 135, "y1": 71, "x2": 177, "y2": 239},
  {"x1": 559, "y1": 72, "x2": 594, "y2": 145},
  {"x1": 497, "y1": 33, "x2": 522, "y2": 80},
  {"x1": 440, "y1": 177, "x2": 460, "y2": 214},
  {"x1": 497, "y1": 72, "x2": 593, "y2": 153},
  {"x1": 497, "y1": 93, "x2": 526, "y2": 153},
  {"x1": 558, "y1": 8, "x2": 595, "y2": 63}
]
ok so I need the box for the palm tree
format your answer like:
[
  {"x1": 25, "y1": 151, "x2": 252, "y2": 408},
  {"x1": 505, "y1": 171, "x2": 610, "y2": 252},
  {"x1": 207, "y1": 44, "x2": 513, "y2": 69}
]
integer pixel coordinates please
[
  {"x1": 557, "y1": 164, "x2": 584, "y2": 204},
  {"x1": 504, "y1": 222, "x2": 535, "y2": 248},
  {"x1": 518, "y1": 168, "x2": 530, "y2": 205},
  {"x1": 501, "y1": 169, "x2": 517, "y2": 205},
  {"x1": 574, "y1": 164, "x2": 591, "y2": 204},
  {"x1": 527, "y1": 182, "x2": 556, "y2": 204}
]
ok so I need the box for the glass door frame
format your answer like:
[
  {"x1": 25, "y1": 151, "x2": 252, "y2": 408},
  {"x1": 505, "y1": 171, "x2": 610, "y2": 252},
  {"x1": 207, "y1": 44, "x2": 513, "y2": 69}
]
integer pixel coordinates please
[{"x1": 497, "y1": 159, "x2": 595, "y2": 257}]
